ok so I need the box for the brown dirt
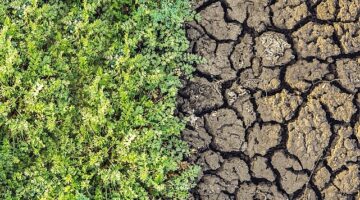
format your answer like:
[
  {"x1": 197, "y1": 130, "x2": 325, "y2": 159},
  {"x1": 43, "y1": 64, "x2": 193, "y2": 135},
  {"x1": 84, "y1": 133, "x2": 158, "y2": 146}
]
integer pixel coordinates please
[{"x1": 179, "y1": 0, "x2": 360, "y2": 199}]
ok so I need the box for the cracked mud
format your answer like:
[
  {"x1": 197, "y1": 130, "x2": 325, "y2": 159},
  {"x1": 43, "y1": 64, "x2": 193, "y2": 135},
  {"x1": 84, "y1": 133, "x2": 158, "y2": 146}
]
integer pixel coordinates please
[{"x1": 178, "y1": 0, "x2": 360, "y2": 199}]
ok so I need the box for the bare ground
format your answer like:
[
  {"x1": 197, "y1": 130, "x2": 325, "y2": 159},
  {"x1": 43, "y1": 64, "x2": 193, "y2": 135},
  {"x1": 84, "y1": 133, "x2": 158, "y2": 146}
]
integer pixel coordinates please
[{"x1": 177, "y1": 0, "x2": 360, "y2": 199}]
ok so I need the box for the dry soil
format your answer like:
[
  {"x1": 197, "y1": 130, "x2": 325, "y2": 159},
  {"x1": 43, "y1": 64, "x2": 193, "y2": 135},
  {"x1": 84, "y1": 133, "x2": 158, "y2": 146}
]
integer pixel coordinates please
[{"x1": 177, "y1": 0, "x2": 360, "y2": 199}]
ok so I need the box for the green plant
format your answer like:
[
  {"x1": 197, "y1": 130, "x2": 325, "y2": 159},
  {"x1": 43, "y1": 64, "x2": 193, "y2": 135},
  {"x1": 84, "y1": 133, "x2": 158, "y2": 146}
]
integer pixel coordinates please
[{"x1": 0, "y1": 0, "x2": 200, "y2": 199}]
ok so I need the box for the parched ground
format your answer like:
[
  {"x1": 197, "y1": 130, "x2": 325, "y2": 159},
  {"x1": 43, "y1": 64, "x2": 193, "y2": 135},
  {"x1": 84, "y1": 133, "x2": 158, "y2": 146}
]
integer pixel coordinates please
[{"x1": 177, "y1": 0, "x2": 360, "y2": 199}]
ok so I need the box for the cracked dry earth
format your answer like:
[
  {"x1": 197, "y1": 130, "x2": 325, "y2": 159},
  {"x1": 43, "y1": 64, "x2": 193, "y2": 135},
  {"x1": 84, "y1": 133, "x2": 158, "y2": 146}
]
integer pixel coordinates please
[{"x1": 177, "y1": 0, "x2": 360, "y2": 199}]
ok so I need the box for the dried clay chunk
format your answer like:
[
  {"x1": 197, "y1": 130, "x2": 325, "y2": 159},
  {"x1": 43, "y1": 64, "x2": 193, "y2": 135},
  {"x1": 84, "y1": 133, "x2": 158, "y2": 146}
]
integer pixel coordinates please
[
  {"x1": 333, "y1": 164, "x2": 360, "y2": 194},
  {"x1": 239, "y1": 67, "x2": 281, "y2": 91},
  {"x1": 182, "y1": 127, "x2": 211, "y2": 150},
  {"x1": 205, "y1": 109, "x2": 247, "y2": 152},
  {"x1": 236, "y1": 183, "x2": 287, "y2": 200},
  {"x1": 316, "y1": 0, "x2": 337, "y2": 20},
  {"x1": 199, "y1": 2, "x2": 241, "y2": 40},
  {"x1": 292, "y1": 22, "x2": 341, "y2": 59},
  {"x1": 195, "y1": 36, "x2": 236, "y2": 80},
  {"x1": 231, "y1": 34, "x2": 254, "y2": 70},
  {"x1": 337, "y1": 0, "x2": 360, "y2": 22},
  {"x1": 334, "y1": 22, "x2": 360, "y2": 54},
  {"x1": 225, "y1": 0, "x2": 271, "y2": 32},
  {"x1": 197, "y1": 175, "x2": 232, "y2": 200},
  {"x1": 255, "y1": 31, "x2": 294, "y2": 67},
  {"x1": 256, "y1": 90, "x2": 302, "y2": 123},
  {"x1": 246, "y1": 123, "x2": 282, "y2": 157},
  {"x1": 287, "y1": 100, "x2": 331, "y2": 170},
  {"x1": 197, "y1": 150, "x2": 223, "y2": 171},
  {"x1": 336, "y1": 58, "x2": 360, "y2": 92},
  {"x1": 310, "y1": 83, "x2": 355, "y2": 122},
  {"x1": 225, "y1": 82, "x2": 256, "y2": 127},
  {"x1": 180, "y1": 77, "x2": 223, "y2": 114},
  {"x1": 285, "y1": 59, "x2": 329, "y2": 92},
  {"x1": 271, "y1": 151, "x2": 309, "y2": 194},
  {"x1": 217, "y1": 158, "x2": 251, "y2": 186},
  {"x1": 317, "y1": 0, "x2": 360, "y2": 22},
  {"x1": 326, "y1": 125, "x2": 360, "y2": 171},
  {"x1": 313, "y1": 167, "x2": 331, "y2": 190},
  {"x1": 272, "y1": 0, "x2": 309, "y2": 29},
  {"x1": 251, "y1": 156, "x2": 276, "y2": 181}
]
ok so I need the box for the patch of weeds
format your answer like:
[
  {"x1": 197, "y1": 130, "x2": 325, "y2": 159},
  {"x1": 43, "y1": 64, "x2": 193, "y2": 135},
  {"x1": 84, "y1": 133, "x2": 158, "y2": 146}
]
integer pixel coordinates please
[{"x1": 0, "y1": 0, "x2": 200, "y2": 199}]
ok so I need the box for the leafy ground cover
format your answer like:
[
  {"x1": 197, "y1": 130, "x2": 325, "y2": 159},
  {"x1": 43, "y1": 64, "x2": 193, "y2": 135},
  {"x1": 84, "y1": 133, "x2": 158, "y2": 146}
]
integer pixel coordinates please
[{"x1": 0, "y1": 0, "x2": 199, "y2": 199}]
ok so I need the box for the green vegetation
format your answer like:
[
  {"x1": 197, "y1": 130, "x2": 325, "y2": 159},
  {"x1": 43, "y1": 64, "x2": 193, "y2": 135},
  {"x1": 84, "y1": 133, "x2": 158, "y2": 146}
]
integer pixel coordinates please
[{"x1": 0, "y1": 0, "x2": 199, "y2": 199}]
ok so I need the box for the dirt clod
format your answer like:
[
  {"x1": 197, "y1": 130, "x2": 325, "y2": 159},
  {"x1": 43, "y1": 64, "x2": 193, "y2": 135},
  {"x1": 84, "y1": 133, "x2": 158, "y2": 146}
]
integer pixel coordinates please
[
  {"x1": 255, "y1": 32, "x2": 294, "y2": 67},
  {"x1": 336, "y1": 58, "x2": 360, "y2": 92},
  {"x1": 195, "y1": 36, "x2": 236, "y2": 80},
  {"x1": 218, "y1": 158, "x2": 251, "y2": 185},
  {"x1": 292, "y1": 22, "x2": 341, "y2": 59},
  {"x1": 333, "y1": 164, "x2": 360, "y2": 194},
  {"x1": 180, "y1": 77, "x2": 223, "y2": 114},
  {"x1": 205, "y1": 109, "x2": 247, "y2": 152},
  {"x1": 230, "y1": 33, "x2": 254, "y2": 70},
  {"x1": 236, "y1": 183, "x2": 287, "y2": 200},
  {"x1": 256, "y1": 90, "x2": 302, "y2": 123},
  {"x1": 246, "y1": 123, "x2": 282, "y2": 157},
  {"x1": 271, "y1": 151, "x2": 309, "y2": 194},
  {"x1": 225, "y1": 0, "x2": 271, "y2": 32},
  {"x1": 326, "y1": 125, "x2": 360, "y2": 171},
  {"x1": 251, "y1": 156, "x2": 275, "y2": 181},
  {"x1": 285, "y1": 59, "x2": 329, "y2": 92},
  {"x1": 287, "y1": 100, "x2": 331, "y2": 170},
  {"x1": 225, "y1": 82, "x2": 256, "y2": 127},
  {"x1": 199, "y1": 2, "x2": 241, "y2": 40},
  {"x1": 271, "y1": 0, "x2": 309, "y2": 29}
]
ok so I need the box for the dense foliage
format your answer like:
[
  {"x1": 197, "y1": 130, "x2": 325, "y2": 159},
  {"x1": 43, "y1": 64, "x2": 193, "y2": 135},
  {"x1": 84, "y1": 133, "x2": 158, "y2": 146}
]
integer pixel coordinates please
[{"x1": 0, "y1": 0, "x2": 199, "y2": 199}]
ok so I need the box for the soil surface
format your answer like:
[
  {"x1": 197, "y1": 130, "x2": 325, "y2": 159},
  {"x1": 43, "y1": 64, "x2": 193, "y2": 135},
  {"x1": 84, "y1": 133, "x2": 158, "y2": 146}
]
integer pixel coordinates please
[{"x1": 177, "y1": 0, "x2": 360, "y2": 199}]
